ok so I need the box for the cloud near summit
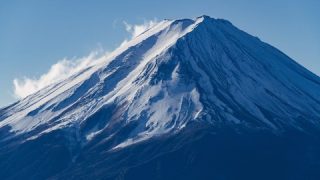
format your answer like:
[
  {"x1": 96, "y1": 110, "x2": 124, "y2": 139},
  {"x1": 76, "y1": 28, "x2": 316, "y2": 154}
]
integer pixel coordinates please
[
  {"x1": 120, "y1": 19, "x2": 158, "y2": 47},
  {"x1": 13, "y1": 19, "x2": 158, "y2": 99},
  {"x1": 13, "y1": 51, "x2": 103, "y2": 99},
  {"x1": 123, "y1": 19, "x2": 158, "y2": 38}
]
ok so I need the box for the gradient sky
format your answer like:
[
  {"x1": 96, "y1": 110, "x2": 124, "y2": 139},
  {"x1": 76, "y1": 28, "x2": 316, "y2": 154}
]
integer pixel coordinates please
[{"x1": 1, "y1": 0, "x2": 319, "y2": 107}]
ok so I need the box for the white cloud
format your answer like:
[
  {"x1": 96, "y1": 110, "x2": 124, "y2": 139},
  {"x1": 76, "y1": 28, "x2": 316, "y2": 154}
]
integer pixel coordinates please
[
  {"x1": 13, "y1": 50, "x2": 107, "y2": 99},
  {"x1": 120, "y1": 19, "x2": 158, "y2": 47},
  {"x1": 12, "y1": 19, "x2": 159, "y2": 99},
  {"x1": 123, "y1": 19, "x2": 158, "y2": 38}
]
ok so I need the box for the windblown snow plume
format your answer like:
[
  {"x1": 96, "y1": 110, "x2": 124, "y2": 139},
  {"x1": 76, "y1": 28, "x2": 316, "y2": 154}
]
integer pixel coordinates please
[
  {"x1": 13, "y1": 51, "x2": 104, "y2": 99},
  {"x1": 13, "y1": 19, "x2": 159, "y2": 99},
  {"x1": 121, "y1": 19, "x2": 158, "y2": 46},
  {"x1": 124, "y1": 19, "x2": 158, "y2": 38}
]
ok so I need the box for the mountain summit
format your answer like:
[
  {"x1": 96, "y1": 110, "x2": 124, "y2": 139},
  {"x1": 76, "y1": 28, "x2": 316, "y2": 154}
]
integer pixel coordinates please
[{"x1": 1, "y1": 16, "x2": 320, "y2": 180}]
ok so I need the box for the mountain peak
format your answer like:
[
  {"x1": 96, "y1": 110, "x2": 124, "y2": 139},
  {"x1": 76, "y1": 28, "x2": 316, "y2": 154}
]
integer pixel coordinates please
[
  {"x1": 1, "y1": 16, "x2": 320, "y2": 180},
  {"x1": 1, "y1": 16, "x2": 320, "y2": 150}
]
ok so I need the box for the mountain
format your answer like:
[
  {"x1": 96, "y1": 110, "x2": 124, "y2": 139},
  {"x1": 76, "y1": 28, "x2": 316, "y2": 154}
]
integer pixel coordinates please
[{"x1": 1, "y1": 15, "x2": 320, "y2": 180}]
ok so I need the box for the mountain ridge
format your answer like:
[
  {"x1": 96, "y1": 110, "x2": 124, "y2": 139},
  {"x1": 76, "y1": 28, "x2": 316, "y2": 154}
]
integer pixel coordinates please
[
  {"x1": 1, "y1": 15, "x2": 320, "y2": 180},
  {"x1": 1, "y1": 15, "x2": 320, "y2": 147}
]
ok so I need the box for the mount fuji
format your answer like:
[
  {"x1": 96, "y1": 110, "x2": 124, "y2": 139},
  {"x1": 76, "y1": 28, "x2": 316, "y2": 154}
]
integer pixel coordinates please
[{"x1": 1, "y1": 15, "x2": 320, "y2": 180}]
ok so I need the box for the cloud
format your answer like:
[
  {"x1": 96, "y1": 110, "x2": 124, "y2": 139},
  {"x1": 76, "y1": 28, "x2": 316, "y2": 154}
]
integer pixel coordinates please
[
  {"x1": 123, "y1": 19, "x2": 158, "y2": 38},
  {"x1": 13, "y1": 50, "x2": 107, "y2": 99},
  {"x1": 12, "y1": 19, "x2": 158, "y2": 99},
  {"x1": 120, "y1": 19, "x2": 158, "y2": 47}
]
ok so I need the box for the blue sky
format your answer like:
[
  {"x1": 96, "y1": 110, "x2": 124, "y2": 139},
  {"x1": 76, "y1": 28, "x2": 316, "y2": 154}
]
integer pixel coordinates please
[{"x1": 1, "y1": 0, "x2": 319, "y2": 107}]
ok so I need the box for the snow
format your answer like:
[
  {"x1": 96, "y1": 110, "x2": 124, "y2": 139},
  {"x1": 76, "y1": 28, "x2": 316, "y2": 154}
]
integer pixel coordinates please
[{"x1": 1, "y1": 15, "x2": 320, "y2": 150}]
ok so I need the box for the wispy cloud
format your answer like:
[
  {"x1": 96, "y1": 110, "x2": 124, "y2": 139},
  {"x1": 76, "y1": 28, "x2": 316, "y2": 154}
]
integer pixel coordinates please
[
  {"x1": 120, "y1": 19, "x2": 158, "y2": 47},
  {"x1": 13, "y1": 50, "x2": 106, "y2": 99},
  {"x1": 123, "y1": 19, "x2": 158, "y2": 38},
  {"x1": 12, "y1": 18, "x2": 158, "y2": 99}
]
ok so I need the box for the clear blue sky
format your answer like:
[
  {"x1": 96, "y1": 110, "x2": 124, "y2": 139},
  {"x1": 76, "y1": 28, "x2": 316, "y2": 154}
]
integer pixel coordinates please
[{"x1": 1, "y1": 0, "x2": 319, "y2": 107}]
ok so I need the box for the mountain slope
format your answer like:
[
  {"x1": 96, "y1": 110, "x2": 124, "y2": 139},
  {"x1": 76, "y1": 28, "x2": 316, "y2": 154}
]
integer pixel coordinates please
[{"x1": 1, "y1": 16, "x2": 320, "y2": 180}]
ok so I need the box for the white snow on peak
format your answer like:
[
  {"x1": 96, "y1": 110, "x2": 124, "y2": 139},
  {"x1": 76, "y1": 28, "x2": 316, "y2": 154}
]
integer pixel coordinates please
[
  {"x1": 1, "y1": 16, "x2": 320, "y2": 150},
  {"x1": 0, "y1": 17, "x2": 205, "y2": 141}
]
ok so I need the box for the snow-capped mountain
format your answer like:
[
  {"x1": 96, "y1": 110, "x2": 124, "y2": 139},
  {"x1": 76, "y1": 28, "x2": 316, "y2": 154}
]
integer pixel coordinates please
[{"x1": 1, "y1": 16, "x2": 320, "y2": 180}]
